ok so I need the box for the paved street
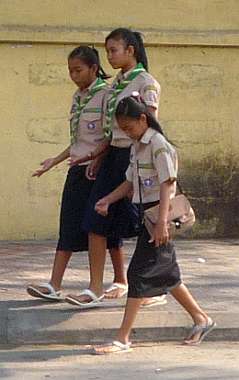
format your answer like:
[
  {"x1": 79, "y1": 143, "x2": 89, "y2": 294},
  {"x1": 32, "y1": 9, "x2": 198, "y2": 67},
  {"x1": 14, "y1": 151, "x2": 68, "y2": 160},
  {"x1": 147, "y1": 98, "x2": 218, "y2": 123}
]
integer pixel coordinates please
[
  {"x1": 1, "y1": 239, "x2": 239, "y2": 345},
  {"x1": 0, "y1": 342, "x2": 239, "y2": 380},
  {"x1": 1, "y1": 240, "x2": 239, "y2": 378}
]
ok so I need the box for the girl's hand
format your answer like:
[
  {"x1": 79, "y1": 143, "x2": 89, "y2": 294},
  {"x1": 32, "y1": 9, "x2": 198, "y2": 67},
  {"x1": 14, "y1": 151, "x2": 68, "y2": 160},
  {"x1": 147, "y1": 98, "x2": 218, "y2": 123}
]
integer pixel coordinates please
[
  {"x1": 149, "y1": 221, "x2": 169, "y2": 247},
  {"x1": 95, "y1": 198, "x2": 109, "y2": 216},
  {"x1": 85, "y1": 157, "x2": 102, "y2": 180},
  {"x1": 32, "y1": 158, "x2": 55, "y2": 177}
]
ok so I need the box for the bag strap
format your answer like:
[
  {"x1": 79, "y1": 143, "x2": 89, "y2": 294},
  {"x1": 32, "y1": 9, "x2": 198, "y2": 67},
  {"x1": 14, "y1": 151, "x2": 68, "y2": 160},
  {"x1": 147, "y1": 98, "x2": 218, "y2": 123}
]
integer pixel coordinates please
[
  {"x1": 176, "y1": 180, "x2": 184, "y2": 195},
  {"x1": 136, "y1": 160, "x2": 145, "y2": 225}
]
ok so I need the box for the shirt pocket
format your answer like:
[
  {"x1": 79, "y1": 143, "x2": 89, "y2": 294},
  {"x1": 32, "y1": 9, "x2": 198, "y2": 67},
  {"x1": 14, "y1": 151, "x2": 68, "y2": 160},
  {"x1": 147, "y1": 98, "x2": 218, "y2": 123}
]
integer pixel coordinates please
[
  {"x1": 138, "y1": 167, "x2": 159, "y2": 193},
  {"x1": 81, "y1": 112, "x2": 102, "y2": 135}
]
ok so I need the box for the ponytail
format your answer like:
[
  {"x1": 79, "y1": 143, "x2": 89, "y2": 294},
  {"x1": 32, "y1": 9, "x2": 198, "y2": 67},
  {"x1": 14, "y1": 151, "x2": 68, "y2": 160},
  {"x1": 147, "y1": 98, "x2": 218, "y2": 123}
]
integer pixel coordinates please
[
  {"x1": 105, "y1": 28, "x2": 149, "y2": 71},
  {"x1": 133, "y1": 32, "x2": 148, "y2": 72},
  {"x1": 92, "y1": 47, "x2": 111, "y2": 79}
]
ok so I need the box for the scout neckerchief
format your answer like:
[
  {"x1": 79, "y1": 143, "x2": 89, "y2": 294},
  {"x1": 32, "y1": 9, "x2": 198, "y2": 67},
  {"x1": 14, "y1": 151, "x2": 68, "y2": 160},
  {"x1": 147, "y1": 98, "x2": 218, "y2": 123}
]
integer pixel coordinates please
[
  {"x1": 103, "y1": 62, "x2": 145, "y2": 138},
  {"x1": 70, "y1": 77, "x2": 107, "y2": 144}
]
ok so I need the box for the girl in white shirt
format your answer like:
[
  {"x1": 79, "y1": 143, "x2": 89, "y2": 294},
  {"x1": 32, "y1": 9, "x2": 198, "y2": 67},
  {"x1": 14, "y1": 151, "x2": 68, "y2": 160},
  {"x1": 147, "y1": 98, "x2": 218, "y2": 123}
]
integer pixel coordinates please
[{"x1": 94, "y1": 95, "x2": 216, "y2": 354}]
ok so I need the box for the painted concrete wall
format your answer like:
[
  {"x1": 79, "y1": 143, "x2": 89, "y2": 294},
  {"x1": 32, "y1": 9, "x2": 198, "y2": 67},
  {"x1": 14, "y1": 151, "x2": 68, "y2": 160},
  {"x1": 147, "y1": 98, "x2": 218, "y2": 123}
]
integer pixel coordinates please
[{"x1": 0, "y1": 1, "x2": 239, "y2": 239}]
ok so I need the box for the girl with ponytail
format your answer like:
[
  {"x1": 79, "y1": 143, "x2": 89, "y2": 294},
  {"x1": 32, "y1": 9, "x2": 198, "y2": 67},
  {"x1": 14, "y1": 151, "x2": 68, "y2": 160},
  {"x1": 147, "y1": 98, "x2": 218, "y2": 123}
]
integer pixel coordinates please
[
  {"x1": 27, "y1": 46, "x2": 123, "y2": 301},
  {"x1": 66, "y1": 29, "x2": 163, "y2": 308},
  {"x1": 93, "y1": 95, "x2": 216, "y2": 353}
]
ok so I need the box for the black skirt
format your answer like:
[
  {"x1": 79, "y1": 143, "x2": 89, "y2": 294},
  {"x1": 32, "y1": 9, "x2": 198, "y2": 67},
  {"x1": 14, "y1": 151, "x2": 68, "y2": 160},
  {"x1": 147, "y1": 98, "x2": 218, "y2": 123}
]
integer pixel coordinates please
[
  {"x1": 127, "y1": 226, "x2": 181, "y2": 298},
  {"x1": 57, "y1": 165, "x2": 121, "y2": 252},
  {"x1": 82, "y1": 146, "x2": 140, "y2": 240}
]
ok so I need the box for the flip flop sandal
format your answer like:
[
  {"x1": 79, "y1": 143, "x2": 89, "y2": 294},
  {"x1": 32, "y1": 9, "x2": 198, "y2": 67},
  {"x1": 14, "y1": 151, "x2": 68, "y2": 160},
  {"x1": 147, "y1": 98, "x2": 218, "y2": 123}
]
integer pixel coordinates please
[
  {"x1": 65, "y1": 289, "x2": 105, "y2": 309},
  {"x1": 92, "y1": 340, "x2": 132, "y2": 355},
  {"x1": 27, "y1": 283, "x2": 63, "y2": 301},
  {"x1": 104, "y1": 283, "x2": 128, "y2": 298},
  {"x1": 183, "y1": 318, "x2": 217, "y2": 345},
  {"x1": 141, "y1": 295, "x2": 167, "y2": 308}
]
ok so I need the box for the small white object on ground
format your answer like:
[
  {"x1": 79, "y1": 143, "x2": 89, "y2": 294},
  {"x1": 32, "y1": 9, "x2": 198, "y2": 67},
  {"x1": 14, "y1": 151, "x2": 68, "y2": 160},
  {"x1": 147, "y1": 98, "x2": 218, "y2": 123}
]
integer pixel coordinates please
[
  {"x1": 197, "y1": 258, "x2": 206, "y2": 263},
  {"x1": 155, "y1": 368, "x2": 161, "y2": 373}
]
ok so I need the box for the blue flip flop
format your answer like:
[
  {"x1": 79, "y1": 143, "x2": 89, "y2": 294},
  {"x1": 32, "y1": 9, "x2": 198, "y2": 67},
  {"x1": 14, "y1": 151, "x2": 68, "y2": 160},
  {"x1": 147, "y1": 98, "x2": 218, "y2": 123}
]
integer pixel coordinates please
[{"x1": 183, "y1": 318, "x2": 217, "y2": 345}]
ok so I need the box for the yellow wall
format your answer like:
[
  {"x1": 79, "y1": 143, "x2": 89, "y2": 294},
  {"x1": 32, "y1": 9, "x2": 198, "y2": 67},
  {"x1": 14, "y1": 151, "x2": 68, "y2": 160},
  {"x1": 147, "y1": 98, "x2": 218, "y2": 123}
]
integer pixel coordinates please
[{"x1": 0, "y1": 1, "x2": 239, "y2": 239}]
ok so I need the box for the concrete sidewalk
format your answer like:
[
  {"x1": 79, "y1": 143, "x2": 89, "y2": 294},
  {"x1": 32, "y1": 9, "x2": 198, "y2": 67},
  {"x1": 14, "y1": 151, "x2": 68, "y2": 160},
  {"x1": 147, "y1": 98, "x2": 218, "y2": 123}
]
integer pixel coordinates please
[{"x1": 0, "y1": 239, "x2": 239, "y2": 346}]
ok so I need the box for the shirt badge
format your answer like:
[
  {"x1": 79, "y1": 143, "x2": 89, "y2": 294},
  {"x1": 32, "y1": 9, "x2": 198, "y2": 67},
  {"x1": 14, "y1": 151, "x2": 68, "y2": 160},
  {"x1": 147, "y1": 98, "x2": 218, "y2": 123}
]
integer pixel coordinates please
[
  {"x1": 87, "y1": 122, "x2": 96, "y2": 130},
  {"x1": 143, "y1": 178, "x2": 153, "y2": 187}
]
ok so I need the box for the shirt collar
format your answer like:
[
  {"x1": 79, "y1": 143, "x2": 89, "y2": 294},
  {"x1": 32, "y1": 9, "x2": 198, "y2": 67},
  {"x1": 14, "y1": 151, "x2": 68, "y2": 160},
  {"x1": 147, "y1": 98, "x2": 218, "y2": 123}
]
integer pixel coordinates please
[
  {"x1": 139, "y1": 128, "x2": 157, "y2": 144},
  {"x1": 115, "y1": 65, "x2": 137, "y2": 83}
]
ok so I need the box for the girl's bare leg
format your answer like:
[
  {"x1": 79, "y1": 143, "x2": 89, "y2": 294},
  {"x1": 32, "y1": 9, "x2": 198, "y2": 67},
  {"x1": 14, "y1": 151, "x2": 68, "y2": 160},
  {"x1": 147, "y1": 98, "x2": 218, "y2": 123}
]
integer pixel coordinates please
[
  {"x1": 171, "y1": 283, "x2": 213, "y2": 343},
  {"x1": 94, "y1": 297, "x2": 142, "y2": 354},
  {"x1": 88, "y1": 232, "x2": 107, "y2": 295},
  {"x1": 106, "y1": 247, "x2": 128, "y2": 298},
  {"x1": 110, "y1": 247, "x2": 127, "y2": 284},
  {"x1": 28, "y1": 250, "x2": 72, "y2": 294},
  {"x1": 171, "y1": 283, "x2": 208, "y2": 323},
  {"x1": 67, "y1": 232, "x2": 107, "y2": 303},
  {"x1": 117, "y1": 297, "x2": 143, "y2": 343},
  {"x1": 50, "y1": 250, "x2": 72, "y2": 290}
]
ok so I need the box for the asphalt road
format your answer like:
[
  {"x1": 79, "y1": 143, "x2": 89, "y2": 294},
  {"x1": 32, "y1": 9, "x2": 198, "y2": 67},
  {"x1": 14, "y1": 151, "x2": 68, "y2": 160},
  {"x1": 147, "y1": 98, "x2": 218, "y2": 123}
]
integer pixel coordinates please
[{"x1": 0, "y1": 342, "x2": 239, "y2": 380}]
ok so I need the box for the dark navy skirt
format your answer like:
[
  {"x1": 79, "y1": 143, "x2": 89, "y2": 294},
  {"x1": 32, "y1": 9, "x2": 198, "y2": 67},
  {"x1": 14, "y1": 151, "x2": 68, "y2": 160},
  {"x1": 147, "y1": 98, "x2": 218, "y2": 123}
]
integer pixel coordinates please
[
  {"x1": 82, "y1": 146, "x2": 140, "y2": 240},
  {"x1": 57, "y1": 165, "x2": 121, "y2": 252},
  {"x1": 127, "y1": 226, "x2": 181, "y2": 298}
]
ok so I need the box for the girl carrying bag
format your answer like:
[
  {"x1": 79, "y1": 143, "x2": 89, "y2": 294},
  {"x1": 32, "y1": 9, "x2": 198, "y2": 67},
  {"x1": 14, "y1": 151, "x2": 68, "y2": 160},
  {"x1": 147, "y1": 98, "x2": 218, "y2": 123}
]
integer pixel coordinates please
[{"x1": 137, "y1": 161, "x2": 195, "y2": 238}]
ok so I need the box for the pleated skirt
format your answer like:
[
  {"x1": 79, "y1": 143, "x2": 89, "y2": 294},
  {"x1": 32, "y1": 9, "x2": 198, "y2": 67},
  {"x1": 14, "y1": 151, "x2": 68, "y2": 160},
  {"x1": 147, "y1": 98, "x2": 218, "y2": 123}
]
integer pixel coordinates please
[
  {"x1": 83, "y1": 146, "x2": 140, "y2": 240},
  {"x1": 57, "y1": 165, "x2": 120, "y2": 252}
]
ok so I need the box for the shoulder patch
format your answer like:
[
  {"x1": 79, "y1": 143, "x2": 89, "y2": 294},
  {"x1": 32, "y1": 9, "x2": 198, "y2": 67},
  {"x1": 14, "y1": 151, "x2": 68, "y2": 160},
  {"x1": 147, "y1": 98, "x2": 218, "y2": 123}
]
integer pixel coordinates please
[
  {"x1": 143, "y1": 85, "x2": 158, "y2": 93},
  {"x1": 154, "y1": 147, "x2": 169, "y2": 158}
]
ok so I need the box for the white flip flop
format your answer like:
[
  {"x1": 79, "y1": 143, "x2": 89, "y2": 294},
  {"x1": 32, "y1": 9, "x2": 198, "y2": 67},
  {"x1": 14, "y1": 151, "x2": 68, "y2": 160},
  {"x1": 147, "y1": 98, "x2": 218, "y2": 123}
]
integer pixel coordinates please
[
  {"x1": 27, "y1": 283, "x2": 63, "y2": 301},
  {"x1": 104, "y1": 283, "x2": 128, "y2": 298},
  {"x1": 141, "y1": 295, "x2": 167, "y2": 308},
  {"x1": 93, "y1": 340, "x2": 132, "y2": 355},
  {"x1": 65, "y1": 289, "x2": 105, "y2": 309}
]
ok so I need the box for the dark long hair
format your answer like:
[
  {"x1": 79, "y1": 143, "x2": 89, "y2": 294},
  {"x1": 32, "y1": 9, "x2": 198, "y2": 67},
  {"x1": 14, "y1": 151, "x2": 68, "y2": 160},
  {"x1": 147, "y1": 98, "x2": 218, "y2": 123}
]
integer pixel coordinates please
[
  {"x1": 68, "y1": 46, "x2": 110, "y2": 79},
  {"x1": 105, "y1": 28, "x2": 148, "y2": 71},
  {"x1": 115, "y1": 95, "x2": 166, "y2": 137}
]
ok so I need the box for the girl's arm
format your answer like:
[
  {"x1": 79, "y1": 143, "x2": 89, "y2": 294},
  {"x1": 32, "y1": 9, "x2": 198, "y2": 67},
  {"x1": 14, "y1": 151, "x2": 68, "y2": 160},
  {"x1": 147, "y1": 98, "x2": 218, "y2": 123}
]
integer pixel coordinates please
[
  {"x1": 69, "y1": 139, "x2": 110, "y2": 166},
  {"x1": 53, "y1": 146, "x2": 71, "y2": 165},
  {"x1": 85, "y1": 148, "x2": 109, "y2": 180},
  {"x1": 151, "y1": 180, "x2": 174, "y2": 247},
  {"x1": 32, "y1": 146, "x2": 70, "y2": 177},
  {"x1": 95, "y1": 180, "x2": 133, "y2": 216}
]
